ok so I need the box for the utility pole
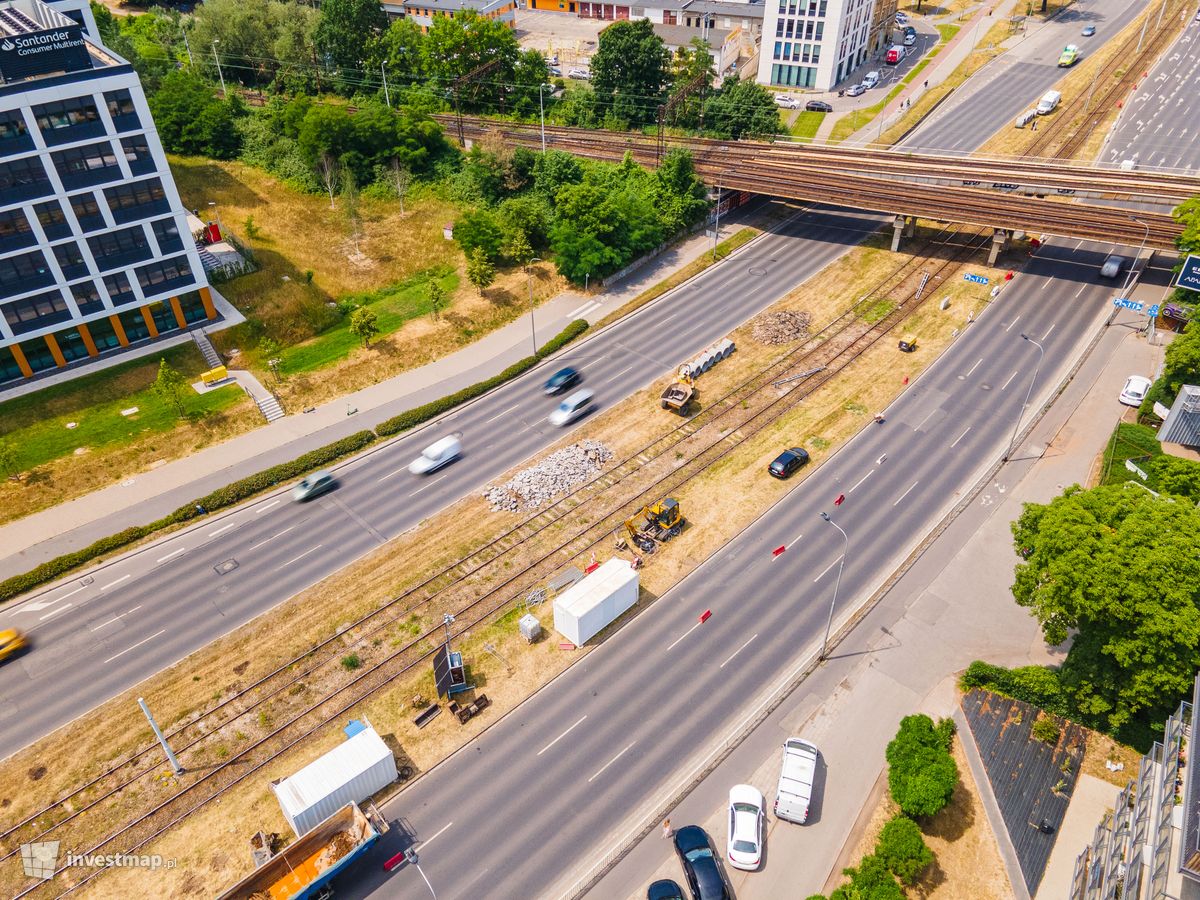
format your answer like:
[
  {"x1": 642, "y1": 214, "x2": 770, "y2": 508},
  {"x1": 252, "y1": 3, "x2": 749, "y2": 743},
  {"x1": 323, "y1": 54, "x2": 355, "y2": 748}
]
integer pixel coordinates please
[
  {"x1": 452, "y1": 58, "x2": 503, "y2": 147},
  {"x1": 211, "y1": 40, "x2": 225, "y2": 96},
  {"x1": 817, "y1": 512, "x2": 848, "y2": 661},
  {"x1": 139, "y1": 697, "x2": 184, "y2": 775},
  {"x1": 182, "y1": 30, "x2": 193, "y2": 66},
  {"x1": 539, "y1": 83, "x2": 550, "y2": 153},
  {"x1": 526, "y1": 258, "x2": 542, "y2": 354},
  {"x1": 1004, "y1": 334, "x2": 1044, "y2": 462},
  {"x1": 381, "y1": 63, "x2": 390, "y2": 107}
]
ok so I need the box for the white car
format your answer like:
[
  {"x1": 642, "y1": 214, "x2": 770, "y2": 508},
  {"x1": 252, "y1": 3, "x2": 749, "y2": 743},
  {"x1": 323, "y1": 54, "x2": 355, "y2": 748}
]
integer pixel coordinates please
[
  {"x1": 567, "y1": 67, "x2": 591, "y2": 80},
  {"x1": 895, "y1": 11, "x2": 909, "y2": 23},
  {"x1": 774, "y1": 93, "x2": 800, "y2": 109},
  {"x1": 846, "y1": 83, "x2": 866, "y2": 97},
  {"x1": 408, "y1": 435, "x2": 462, "y2": 475},
  {"x1": 1119, "y1": 375, "x2": 1152, "y2": 407},
  {"x1": 726, "y1": 784, "x2": 765, "y2": 871}
]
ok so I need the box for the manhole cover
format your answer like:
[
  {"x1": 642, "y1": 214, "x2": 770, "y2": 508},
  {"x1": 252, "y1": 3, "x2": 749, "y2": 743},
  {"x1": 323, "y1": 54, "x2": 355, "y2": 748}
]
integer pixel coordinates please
[
  {"x1": 748, "y1": 266, "x2": 767, "y2": 277},
  {"x1": 214, "y1": 559, "x2": 239, "y2": 575}
]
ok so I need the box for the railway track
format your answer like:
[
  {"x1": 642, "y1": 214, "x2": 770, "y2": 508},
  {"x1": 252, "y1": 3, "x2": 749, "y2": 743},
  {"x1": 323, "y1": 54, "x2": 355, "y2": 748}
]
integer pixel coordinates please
[{"x1": 3, "y1": 224, "x2": 991, "y2": 898}]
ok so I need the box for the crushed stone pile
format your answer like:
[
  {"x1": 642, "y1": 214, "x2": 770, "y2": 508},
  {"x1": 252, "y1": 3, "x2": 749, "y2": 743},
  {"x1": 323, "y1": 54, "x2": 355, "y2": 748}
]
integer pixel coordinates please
[
  {"x1": 751, "y1": 310, "x2": 812, "y2": 344},
  {"x1": 484, "y1": 440, "x2": 614, "y2": 511}
]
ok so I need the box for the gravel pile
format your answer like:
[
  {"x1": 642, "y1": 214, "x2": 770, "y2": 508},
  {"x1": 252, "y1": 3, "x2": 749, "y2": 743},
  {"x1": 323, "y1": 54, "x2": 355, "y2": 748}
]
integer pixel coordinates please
[
  {"x1": 484, "y1": 440, "x2": 614, "y2": 511},
  {"x1": 752, "y1": 310, "x2": 811, "y2": 344}
]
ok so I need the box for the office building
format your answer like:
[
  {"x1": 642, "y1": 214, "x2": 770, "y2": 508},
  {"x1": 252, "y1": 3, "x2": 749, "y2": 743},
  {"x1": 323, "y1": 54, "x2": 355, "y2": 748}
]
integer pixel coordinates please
[
  {"x1": 0, "y1": 0, "x2": 216, "y2": 386},
  {"x1": 757, "y1": 0, "x2": 891, "y2": 90}
]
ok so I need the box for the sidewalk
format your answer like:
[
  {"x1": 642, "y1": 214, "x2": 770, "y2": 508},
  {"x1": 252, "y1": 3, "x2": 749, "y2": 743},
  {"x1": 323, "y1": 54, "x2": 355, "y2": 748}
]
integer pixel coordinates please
[
  {"x1": 597, "y1": 309, "x2": 1165, "y2": 899},
  {"x1": 0, "y1": 208, "x2": 762, "y2": 579}
]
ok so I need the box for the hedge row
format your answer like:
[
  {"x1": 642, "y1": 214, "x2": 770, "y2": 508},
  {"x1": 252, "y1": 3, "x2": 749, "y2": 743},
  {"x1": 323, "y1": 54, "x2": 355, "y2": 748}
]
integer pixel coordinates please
[
  {"x1": 0, "y1": 319, "x2": 591, "y2": 605},
  {"x1": 376, "y1": 319, "x2": 589, "y2": 436},
  {"x1": 959, "y1": 660, "x2": 1070, "y2": 717}
]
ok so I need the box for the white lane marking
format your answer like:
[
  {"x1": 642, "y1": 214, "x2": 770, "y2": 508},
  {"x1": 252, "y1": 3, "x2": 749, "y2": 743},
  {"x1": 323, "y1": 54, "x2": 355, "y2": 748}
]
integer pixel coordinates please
[
  {"x1": 588, "y1": 742, "x2": 637, "y2": 784},
  {"x1": 537, "y1": 715, "x2": 588, "y2": 757},
  {"x1": 813, "y1": 555, "x2": 843, "y2": 584},
  {"x1": 377, "y1": 466, "x2": 408, "y2": 483},
  {"x1": 275, "y1": 545, "x2": 322, "y2": 572},
  {"x1": 965, "y1": 357, "x2": 983, "y2": 378},
  {"x1": 1074, "y1": 240, "x2": 1084, "y2": 251},
  {"x1": 1001, "y1": 370, "x2": 1019, "y2": 391},
  {"x1": 950, "y1": 426, "x2": 971, "y2": 448},
  {"x1": 605, "y1": 364, "x2": 635, "y2": 384},
  {"x1": 255, "y1": 499, "x2": 281, "y2": 515},
  {"x1": 103, "y1": 629, "x2": 166, "y2": 664},
  {"x1": 418, "y1": 822, "x2": 453, "y2": 850},
  {"x1": 567, "y1": 301, "x2": 594, "y2": 319},
  {"x1": 666, "y1": 620, "x2": 704, "y2": 652},
  {"x1": 1074, "y1": 284, "x2": 1086, "y2": 298},
  {"x1": 772, "y1": 529, "x2": 804, "y2": 560},
  {"x1": 484, "y1": 403, "x2": 520, "y2": 424},
  {"x1": 1042, "y1": 323, "x2": 1056, "y2": 342},
  {"x1": 893, "y1": 481, "x2": 919, "y2": 507},
  {"x1": 102, "y1": 574, "x2": 131, "y2": 591},
  {"x1": 90, "y1": 605, "x2": 142, "y2": 632},
  {"x1": 849, "y1": 470, "x2": 874, "y2": 493},
  {"x1": 247, "y1": 525, "x2": 295, "y2": 553},
  {"x1": 1040, "y1": 278, "x2": 1051, "y2": 290},
  {"x1": 209, "y1": 521, "x2": 238, "y2": 538},
  {"x1": 411, "y1": 472, "x2": 451, "y2": 495},
  {"x1": 157, "y1": 547, "x2": 187, "y2": 563},
  {"x1": 1004, "y1": 315, "x2": 1020, "y2": 333},
  {"x1": 915, "y1": 409, "x2": 938, "y2": 431},
  {"x1": 40, "y1": 603, "x2": 73, "y2": 621},
  {"x1": 720, "y1": 634, "x2": 759, "y2": 669}
]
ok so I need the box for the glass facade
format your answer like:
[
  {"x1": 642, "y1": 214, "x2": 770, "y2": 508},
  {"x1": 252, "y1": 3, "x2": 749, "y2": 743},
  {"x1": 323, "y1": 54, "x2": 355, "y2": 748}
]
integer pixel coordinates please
[
  {"x1": 116, "y1": 307, "x2": 150, "y2": 342},
  {"x1": 56, "y1": 327, "x2": 90, "y2": 362},
  {"x1": 85, "y1": 315, "x2": 122, "y2": 351}
]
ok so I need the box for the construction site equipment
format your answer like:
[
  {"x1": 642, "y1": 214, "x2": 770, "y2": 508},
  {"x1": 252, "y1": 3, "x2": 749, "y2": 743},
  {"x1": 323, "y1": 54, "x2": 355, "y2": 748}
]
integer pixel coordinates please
[
  {"x1": 519, "y1": 613, "x2": 543, "y2": 643},
  {"x1": 621, "y1": 498, "x2": 684, "y2": 552},
  {"x1": 680, "y1": 338, "x2": 736, "y2": 381},
  {"x1": 660, "y1": 381, "x2": 695, "y2": 413},
  {"x1": 553, "y1": 558, "x2": 641, "y2": 646},
  {"x1": 217, "y1": 803, "x2": 386, "y2": 900}
]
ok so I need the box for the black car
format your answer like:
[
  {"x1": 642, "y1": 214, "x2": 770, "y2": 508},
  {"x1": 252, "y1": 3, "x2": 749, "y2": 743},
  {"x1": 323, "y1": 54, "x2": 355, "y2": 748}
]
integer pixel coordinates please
[
  {"x1": 673, "y1": 825, "x2": 729, "y2": 900},
  {"x1": 648, "y1": 879, "x2": 686, "y2": 900},
  {"x1": 768, "y1": 447, "x2": 810, "y2": 479},
  {"x1": 805, "y1": 100, "x2": 833, "y2": 113},
  {"x1": 544, "y1": 366, "x2": 582, "y2": 395}
]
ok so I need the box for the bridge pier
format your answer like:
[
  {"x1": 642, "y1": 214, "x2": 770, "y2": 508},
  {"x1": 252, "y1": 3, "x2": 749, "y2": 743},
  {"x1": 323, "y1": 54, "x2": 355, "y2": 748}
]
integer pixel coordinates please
[
  {"x1": 891, "y1": 216, "x2": 917, "y2": 251},
  {"x1": 988, "y1": 229, "x2": 1009, "y2": 266}
]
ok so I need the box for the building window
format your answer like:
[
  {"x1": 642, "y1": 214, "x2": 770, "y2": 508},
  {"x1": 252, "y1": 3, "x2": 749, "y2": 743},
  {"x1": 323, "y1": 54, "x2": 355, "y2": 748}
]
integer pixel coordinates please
[
  {"x1": 0, "y1": 208, "x2": 36, "y2": 253},
  {"x1": 2, "y1": 289, "x2": 70, "y2": 335},
  {"x1": 88, "y1": 225, "x2": 152, "y2": 269},
  {"x1": 103, "y1": 271, "x2": 135, "y2": 306},
  {"x1": 52, "y1": 141, "x2": 122, "y2": 189},
  {"x1": 104, "y1": 89, "x2": 141, "y2": 131},
  {"x1": 53, "y1": 241, "x2": 90, "y2": 280},
  {"x1": 135, "y1": 255, "x2": 193, "y2": 295},
  {"x1": 151, "y1": 217, "x2": 183, "y2": 254},
  {"x1": 120, "y1": 135, "x2": 155, "y2": 176},
  {"x1": 31, "y1": 96, "x2": 104, "y2": 145},
  {"x1": 0, "y1": 156, "x2": 52, "y2": 202},
  {"x1": 70, "y1": 280, "x2": 106, "y2": 315},
  {"x1": 34, "y1": 200, "x2": 72, "y2": 240},
  {"x1": 812, "y1": 44, "x2": 820, "y2": 62},
  {"x1": 815, "y1": 21, "x2": 823, "y2": 39},
  {"x1": 0, "y1": 109, "x2": 32, "y2": 152},
  {"x1": 104, "y1": 178, "x2": 168, "y2": 224},
  {"x1": 0, "y1": 250, "x2": 54, "y2": 298},
  {"x1": 70, "y1": 192, "x2": 107, "y2": 232}
]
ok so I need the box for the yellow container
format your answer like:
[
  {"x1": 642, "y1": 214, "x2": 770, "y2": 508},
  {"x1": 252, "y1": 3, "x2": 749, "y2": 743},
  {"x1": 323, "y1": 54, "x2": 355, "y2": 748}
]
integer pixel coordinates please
[{"x1": 201, "y1": 365, "x2": 228, "y2": 385}]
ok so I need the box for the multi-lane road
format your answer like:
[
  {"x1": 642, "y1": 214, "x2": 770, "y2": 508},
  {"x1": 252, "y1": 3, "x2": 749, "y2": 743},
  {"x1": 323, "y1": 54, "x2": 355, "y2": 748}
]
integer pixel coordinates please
[{"x1": 0, "y1": 206, "x2": 884, "y2": 759}]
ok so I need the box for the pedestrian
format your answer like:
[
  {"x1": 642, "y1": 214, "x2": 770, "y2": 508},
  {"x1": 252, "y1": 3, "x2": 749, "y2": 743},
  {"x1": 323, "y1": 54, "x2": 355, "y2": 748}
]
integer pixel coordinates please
[
  {"x1": 1031, "y1": 119, "x2": 1037, "y2": 132},
  {"x1": 874, "y1": 412, "x2": 885, "y2": 424},
  {"x1": 923, "y1": 79, "x2": 928, "y2": 90},
  {"x1": 662, "y1": 819, "x2": 673, "y2": 839}
]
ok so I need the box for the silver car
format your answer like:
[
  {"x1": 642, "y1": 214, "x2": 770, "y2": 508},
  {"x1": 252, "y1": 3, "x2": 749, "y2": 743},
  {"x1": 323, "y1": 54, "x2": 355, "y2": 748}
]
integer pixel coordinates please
[{"x1": 292, "y1": 470, "x2": 335, "y2": 501}]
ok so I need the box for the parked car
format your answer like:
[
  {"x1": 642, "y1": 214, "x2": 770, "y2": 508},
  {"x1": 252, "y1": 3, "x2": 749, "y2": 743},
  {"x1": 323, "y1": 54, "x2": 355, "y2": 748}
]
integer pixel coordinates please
[
  {"x1": 846, "y1": 82, "x2": 866, "y2": 97},
  {"x1": 1036, "y1": 89, "x2": 1061, "y2": 114},
  {"x1": 673, "y1": 826, "x2": 729, "y2": 900},
  {"x1": 648, "y1": 880, "x2": 686, "y2": 900},
  {"x1": 548, "y1": 389, "x2": 595, "y2": 427},
  {"x1": 862, "y1": 70, "x2": 881, "y2": 88},
  {"x1": 408, "y1": 435, "x2": 462, "y2": 475},
  {"x1": 548, "y1": 65, "x2": 562, "y2": 77},
  {"x1": 903, "y1": 32, "x2": 917, "y2": 46},
  {"x1": 805, "y1": 100, "x2": 833, "y2": 113},
  {"x1": 1100, "y1": 254, "x2": 1126, "y2": 278},
  {"x1": 1058, "y1": 44, "x2": 1080, "y2": 66},
  {"x1": 544, "y1": 366, "x2": 582, "y2": 395},
  {"x1": 774, "y1": 737, "x2": 819, "y2": 824},
  {"x1": 1081, "y1": 24, "x2": 1097, "y2": 36},
  {"x1": 1119, "y1": 375, "x2": 1152, "y2": 407},
  {"x1": 768, "y1": 447, "x2": 810, "y2": 479},
  {"x1": 726, "y1": 785, "x2": 765, "y2": 871},
  {"x1": 0, "y1": 628, "x2": 27, "y2": 663},
  {"x1": 885, "y1": 45, "x2": 906, "y2": 65},
  {"x1": 567, "y1": 67, "x2": 591, "y2": 80},
  {"x1": 895, "y1": 10, "x2": 909, "y2": 23},
  {"x1": 774, "y1": 93, "x2": 800, "y2": 109},
  {"x1": 291, "y1": 470, "x2": 335, "y2": 502},
  {"x1": 546, "y1": 53, "x2": 559, "y2": 65}
]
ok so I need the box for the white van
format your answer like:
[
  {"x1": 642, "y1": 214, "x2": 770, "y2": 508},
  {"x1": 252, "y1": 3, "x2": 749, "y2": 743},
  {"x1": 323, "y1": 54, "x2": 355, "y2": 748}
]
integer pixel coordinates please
[
  {"x1": 1036, "y1": 90, "x2": 1061, "y2": 115},
  {"x1": 774, "y1": 738, "x2": 819, "y2": 824},
  {"x1": 862, "y1": 70, "x2": 881, "y2": 89},
  {"x1": 408, "y1": 435, "x2": 462, "y2": 475},
  {"x1": 548, "y1": 389, "x2": 595, "y2": 427}
]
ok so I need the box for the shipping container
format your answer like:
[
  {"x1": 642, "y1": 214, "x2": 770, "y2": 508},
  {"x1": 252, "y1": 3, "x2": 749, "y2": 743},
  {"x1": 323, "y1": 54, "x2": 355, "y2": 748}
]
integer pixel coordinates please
[{"x1": 553, "y1": 558, "x2": 640, "y2": 646}]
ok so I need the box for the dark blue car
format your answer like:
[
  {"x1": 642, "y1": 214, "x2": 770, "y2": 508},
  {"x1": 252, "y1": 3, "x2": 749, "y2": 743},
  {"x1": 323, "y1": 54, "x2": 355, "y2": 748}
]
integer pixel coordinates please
[
  {"x1": 648, "y1": 879, "x2": 685, "y2": 900},
  {"x1": 673, "y1": 826, "x2": 729, "y2": 900},
  {"x1": 544, "y1": 366, "x2": 582, "y2": 396}
]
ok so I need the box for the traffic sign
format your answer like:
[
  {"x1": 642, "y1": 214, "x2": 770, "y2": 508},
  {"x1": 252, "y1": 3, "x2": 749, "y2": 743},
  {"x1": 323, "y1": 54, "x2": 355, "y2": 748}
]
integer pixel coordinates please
[
  {"x1": 964, "y1": 273, "x2": 989, "y2": 285},
  {"x1": 1113, "y1": 298, "x2": 1144, "y2": 312},
  {"x1": 1148, "y1": 304, "x2": 1161, "y2": 318},
  {"x1": 1176, "y1": 254, "x2": 1200, "y2": 293}
]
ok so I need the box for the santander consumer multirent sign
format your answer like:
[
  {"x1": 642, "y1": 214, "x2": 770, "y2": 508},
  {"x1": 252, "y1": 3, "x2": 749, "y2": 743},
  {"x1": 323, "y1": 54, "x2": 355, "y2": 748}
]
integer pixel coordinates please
[{"x1": 0, "y1": 25, "x2": 90, "y2": 81}]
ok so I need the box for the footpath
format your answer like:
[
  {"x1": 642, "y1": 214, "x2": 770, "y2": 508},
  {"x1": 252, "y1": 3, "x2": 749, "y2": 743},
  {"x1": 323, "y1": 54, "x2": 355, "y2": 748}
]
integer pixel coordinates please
[
  {"x1": 0, "y1": 207, "x2": 764, "y2": 580},
  {"x1": 592, "y1": 293, "x2": 1165, "y2": 899}
]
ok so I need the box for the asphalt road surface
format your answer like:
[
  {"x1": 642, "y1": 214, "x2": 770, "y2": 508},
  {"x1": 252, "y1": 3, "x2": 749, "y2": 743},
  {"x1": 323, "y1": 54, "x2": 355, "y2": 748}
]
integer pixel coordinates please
[
  {"x1": 0, "y1": 205, "x2": 882, "y2": 760},
  {"x1": 903, "y1": 0, "x2": 1150, "y2": 153},
  {"x1": 346, "y1": 237, "x2": 1152, "y2": 900}
]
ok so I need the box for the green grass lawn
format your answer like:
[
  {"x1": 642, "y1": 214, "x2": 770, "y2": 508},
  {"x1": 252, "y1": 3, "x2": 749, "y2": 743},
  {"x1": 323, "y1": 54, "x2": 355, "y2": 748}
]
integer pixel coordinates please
[
  {"x1": 790, "y1": 111, "x2": 826, "y2": 141},
  {"x1": 937, "y1": 24, "x2": 961, "y2": 44},
  {"x1": 1100, "y1": 422, "x2": 1162, "y2": 488},
  {"x1": 275, "y1": 267, "x2": 460, "y2": 375},
  {"x1": 0, "y1": 344, "x2": 243, "y2": 472}
]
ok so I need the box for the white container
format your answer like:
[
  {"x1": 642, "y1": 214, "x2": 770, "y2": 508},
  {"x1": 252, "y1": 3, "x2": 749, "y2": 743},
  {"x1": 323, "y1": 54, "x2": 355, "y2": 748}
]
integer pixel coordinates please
[
  {"x1": 553, "y1": 558, "x2": 640, "y2": 646},
  {"x1": 272, "y1": 723, "x2": 397, "y2": 836}
]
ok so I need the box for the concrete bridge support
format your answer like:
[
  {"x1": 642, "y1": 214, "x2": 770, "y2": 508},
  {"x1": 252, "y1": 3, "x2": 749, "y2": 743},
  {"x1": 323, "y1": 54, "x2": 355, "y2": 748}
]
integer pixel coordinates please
[
  {"x1": 891, "y1": 216, "x2": 916, "y2": 251},
  {"x1": 988, "y1": 229, "x2": 1009, "y2": 266}
]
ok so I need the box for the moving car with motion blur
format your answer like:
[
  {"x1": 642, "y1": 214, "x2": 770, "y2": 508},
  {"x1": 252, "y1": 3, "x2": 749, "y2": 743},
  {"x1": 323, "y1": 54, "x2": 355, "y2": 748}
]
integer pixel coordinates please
[
  {"x1": 0, "y1": 628, "x2": 27, "y2": 663},
  {"x1": 292, "y1": 470, "x2": 336, "y2": 502}
]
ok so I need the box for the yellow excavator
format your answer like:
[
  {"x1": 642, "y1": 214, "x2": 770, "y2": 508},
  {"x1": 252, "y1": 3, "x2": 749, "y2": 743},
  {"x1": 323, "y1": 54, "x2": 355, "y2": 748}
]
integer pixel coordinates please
[{"x1": 619, "y1": 498, "x2": 684, "y2": 553}]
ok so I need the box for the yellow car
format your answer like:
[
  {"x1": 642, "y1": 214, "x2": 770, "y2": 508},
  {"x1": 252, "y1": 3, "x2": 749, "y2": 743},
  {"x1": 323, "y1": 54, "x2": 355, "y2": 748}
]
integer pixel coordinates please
[
  {"x1": 1058, "y1": 45, "x2": 1080, "y2": 67},
  {"x1": 0, "y1": 628, "x2": 27, "y2": 662}
]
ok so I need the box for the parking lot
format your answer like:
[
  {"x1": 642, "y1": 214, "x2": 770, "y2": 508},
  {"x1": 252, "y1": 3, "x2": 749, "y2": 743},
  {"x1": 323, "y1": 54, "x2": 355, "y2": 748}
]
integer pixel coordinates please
[{"x1": 514, "y1": 10, "x2": 607, "y2": 68}]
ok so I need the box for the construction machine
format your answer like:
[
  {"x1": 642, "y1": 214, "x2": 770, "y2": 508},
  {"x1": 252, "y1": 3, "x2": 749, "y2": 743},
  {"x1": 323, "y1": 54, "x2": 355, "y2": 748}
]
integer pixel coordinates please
[
  {"x1": 660, "y1": 369, "x2": 695, "y2": 414},
  {"x1": 618, "y1": 498, "x2": 684, "y2": 553}
]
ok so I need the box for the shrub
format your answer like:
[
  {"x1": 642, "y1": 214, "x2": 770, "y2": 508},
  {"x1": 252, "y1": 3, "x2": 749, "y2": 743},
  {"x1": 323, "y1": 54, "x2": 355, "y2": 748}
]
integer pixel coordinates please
[
  {"x1": 831, "y1": 854, "x2": 904, "y2": 900},
  {"x1": 875, "y1": 815, "x2": 934, "y2": 884},
  {"x1": 1031, "y1": 715, "x2": 1061, "y2": 745},
  {"x1": 960, "y1": 660, "x2": 1069, "y2": 717},
  {"x1": 886, "y1": 714, "x2": 958, "y2": 818},
  {"x1": 341, "y1": 653, "x2": 362, "y2": 670}
]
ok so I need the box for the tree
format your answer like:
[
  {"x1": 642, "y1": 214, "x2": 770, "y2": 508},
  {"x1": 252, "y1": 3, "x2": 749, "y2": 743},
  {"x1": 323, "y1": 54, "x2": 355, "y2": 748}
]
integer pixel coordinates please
[
  {"x1": 703, "y1": 79, "x2": 783, "y2": 139},
  {"x1": 428, "y1": 280, "x2": 448, "y2": 321},
  {"x1": 317, "y1": 153, "x2": 342, "y2": 209},
  {"x1": 349, "y1": 307, "x2": 380, "y2": 347},
  {"x1": 453, "y1": 209, "x2": 504, "y2": 262},
  {"x1": 667, "y1": 38, "x2": 715, "y2": 128},
  {"x1": 0, "y1": 441, "x2": 20, "y2": 481},
  {"x1": 1149, "y1": 454, "x2": 1200, "y2": 502},
  {"x1": 830, "y1": 854, "x2": 905, "y2": 900},
  {"x1": 389, "y1": 159, "x2": 413, "y2": 214},
  {"x1": 423, "y1": 10, "x2": 521, "y2": 110},
  {"x1": 885, "y1": 715, "x2": 958, "y2": 818},
  {"x1": 1012, "y1": 484, "x2": 1200, "y2": 738},
  {"x1": 1173, "y1": 195, "x2": 1200, "y2": 255},
  {"x1": 315, "y1": 0, "x2": 387, "y2": 74},
  {"x1": 190, "y1": 0, "x2": 280, "y2": 87},
  {"x1": 875, "y1": 816, "x2": 934, "y2": 885},
  {"x1": 654, "y1": 149, "x2": 709, "y2": 235},
  {"x1": 152, "y1": 359, "x2": 189, "y2": 417},
  {"x1": 590, "y1": 19, "x2": 668, "y2": 127},
  {"x1": 1156, "y1": 319, "x2": 1200, "y2": 406},
  {"x1": 503, "y1": 229, "x2": 533, "y2": 267},
  {"x1": 467, "y1": 246, "x2": 496, "y2": 295},
  {"x1": 379, "y1": 18, "x2": 426, "y2": 86},
  {"x1": 147, "y1": 70, "x2": 242, "y2": 158}
]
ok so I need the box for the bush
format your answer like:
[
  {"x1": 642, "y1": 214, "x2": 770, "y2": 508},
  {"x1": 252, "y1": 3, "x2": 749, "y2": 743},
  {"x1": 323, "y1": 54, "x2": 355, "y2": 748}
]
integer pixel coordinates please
[
  {"x1": 341, "y1": 653, "x2": 362, "y2": 670},
  {"x1": 960, "y1": 660, "x2": 1069, "y2": 717},
  {"x1": 886, "y1": 715, "x2": 958, "y2": 818},
  {"x1": 875, "y1": 815, "x2": 934, "y2": 884},
  {"x1": 831, "y1": 854, "x2": 905, "y2": 900},
  {"x1": 1031, "y1": 715, "x2": 1061, "y2": 745}
]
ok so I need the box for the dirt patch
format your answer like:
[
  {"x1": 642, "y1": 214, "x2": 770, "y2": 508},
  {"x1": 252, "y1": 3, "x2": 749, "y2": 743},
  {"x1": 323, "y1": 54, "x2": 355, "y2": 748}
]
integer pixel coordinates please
[
  {"x1": 751, "y1": 309, "x2": 813, "y2": 345},
  {"x1": 1080, "y1": 730, "x2": 1142, "y2": 788}
]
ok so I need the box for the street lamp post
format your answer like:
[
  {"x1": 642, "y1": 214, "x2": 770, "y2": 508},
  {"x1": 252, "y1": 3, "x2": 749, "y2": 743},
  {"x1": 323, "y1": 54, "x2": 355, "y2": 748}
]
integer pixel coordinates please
[
  {"x1": 1004, "y1": 333, "x2": 1044, "y2": 462},
  {"x1": 712, "y1": 174, "x2": 724, "y2": 262},
  {"x1": 212, "y1": 40, "x2": 225, "y2": 97},
  {"x1": 1121, "y1": 216, "x2": 1152, "y2": 298},
  {"x1": 526, "y1": 257, "x2": 542, "y2": 355},
  {"x1": 539, "y1": 84, "x2": 550, "y2": 153},
  {"x1": 818, "y1": 512, "x2": 848, "y2": 661}
]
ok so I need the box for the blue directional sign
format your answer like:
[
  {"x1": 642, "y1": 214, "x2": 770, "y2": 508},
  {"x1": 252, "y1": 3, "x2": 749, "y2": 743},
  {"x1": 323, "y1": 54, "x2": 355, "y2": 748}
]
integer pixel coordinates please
[
  {"x1": 1176, "y1": 254, "x2": 1200, "y2": 293},
  {"x1": 964, "y1": 273, "x2": 989, "y2": 285},
  {"x1": 1148, "y1": 304, "x2": 1161, "y2": 318},
  {"x1": 1113, "y1": 298, "x2": 1144, "y2": 312}
]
